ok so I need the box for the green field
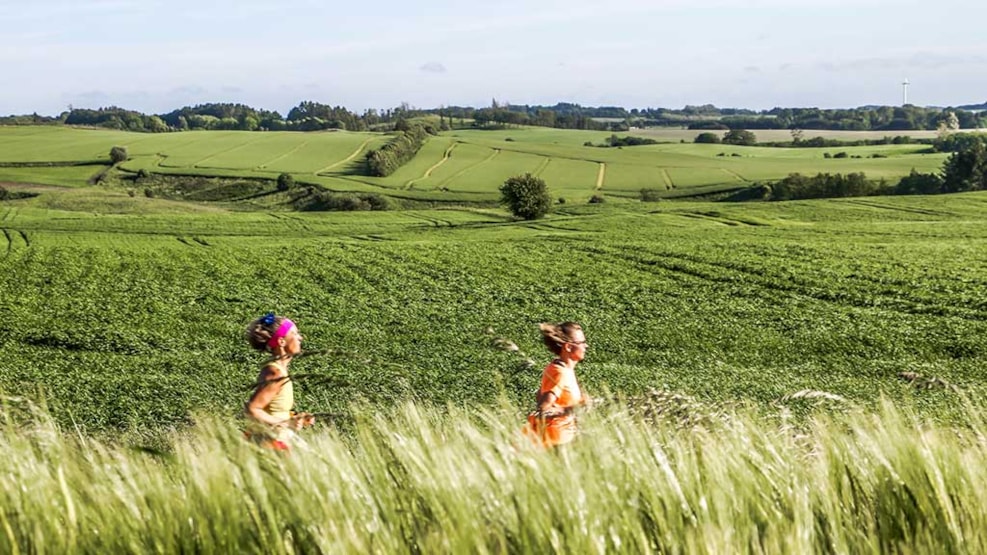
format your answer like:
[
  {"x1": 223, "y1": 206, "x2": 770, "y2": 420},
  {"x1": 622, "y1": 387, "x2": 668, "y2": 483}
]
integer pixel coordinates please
[
  {"x1": 0, "y1": 126, "x2": 948, "y2": 202},
  {"x1": 2, "y1": 186, "x2": 986, "y2": 435},
  {"x1": 2, "y1": 126, "x2": 984, "y2": 551},
  {"x1": 629, "y1": 127, "x2": 949, "y2": 143}
]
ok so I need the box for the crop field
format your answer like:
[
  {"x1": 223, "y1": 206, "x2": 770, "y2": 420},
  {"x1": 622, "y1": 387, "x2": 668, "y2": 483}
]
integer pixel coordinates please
[
  {"x1": 0, "y1": 165, "x2": 106, "y2": 188},
  {"x1": 629, "y1": 127, "x2": 950, "y2": 142},
  {"x1": 2, "y1": 168, "x2": 987, "y2": 550},
  {"x1": 2, "y1": 188, "x2": 987, "y2": 436},
  {"x1": 0, "y1": 126, "x2": 948, "y2": 203}
]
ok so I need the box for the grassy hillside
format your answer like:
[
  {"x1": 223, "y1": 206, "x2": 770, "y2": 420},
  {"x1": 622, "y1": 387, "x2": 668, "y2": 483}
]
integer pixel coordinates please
[
  {"x1": 2, "y1": 145, "x2": 985, "y2": 552},
  {"x1": 1, "y1": 186, "x2": 985, "y2": 437},
  {"x1": 0, "y1": 126, "x2": 948, "y2": 203}
]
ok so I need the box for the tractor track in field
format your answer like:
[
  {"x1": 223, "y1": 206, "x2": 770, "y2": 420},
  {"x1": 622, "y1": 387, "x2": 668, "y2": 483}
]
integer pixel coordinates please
[
  {"x1": 256, "y1": 140, "x2": 311, "y2": 171},
  {"x1": 661, "y1": 169, "x2": 675, "y2": 189},
  {"x1": 436, "y1": 148, "x2": 501, "y2": 189},
  {"x1": 279, "y1": 214, "x2": 313, "y2": 232},
  {"x1": 720, "y1": 168, "x2": 749, "y2": 183},
  {"x1": 673, "y1": 212, "x2": 762, "y2": 227},
  {"x1": 176, "y1": 236, "x2": 212, "y2": 247},
  {"x1": 673, "y1": 213, "x2": 741, "y2": 227},
  {"x1": 840, "y1": 199, "x2": 955, "y2": 217},
  {"x1": 579, "y1": 244, "x2": 987, "y2": 322},
  {"x1": 0, "y1": 228, "x2": 28, "y2": 255},
  {"x1": 532, "y1": 156, "x2": 552, "y2": 178},
  {"x1": 407, "y1": 213, "x2": 454, "y2": 227},
  {"x1": 406, "y1": 142, "x2": 458, "y2": 189},
  {"x1": 522, "y1": 222, "x2": 593, "y2": 233},
  {"x1": 595, "y1": 162, "x2": 606, "y2": 190},
  {"x1": 154, "y1": 137, "x2": 210, "y2": 168},
  {"x1": 315, "y1": 138, "x2": 376, "y2": 175},
  {"x1": 190, "y1": 136, "x2": 267, "y2": 169}
]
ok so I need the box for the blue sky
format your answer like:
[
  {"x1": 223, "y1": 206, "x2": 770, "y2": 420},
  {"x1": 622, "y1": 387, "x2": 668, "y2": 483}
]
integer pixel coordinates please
[{"x1": 2, "y1": 0, "x2": 985, "y2": 116}]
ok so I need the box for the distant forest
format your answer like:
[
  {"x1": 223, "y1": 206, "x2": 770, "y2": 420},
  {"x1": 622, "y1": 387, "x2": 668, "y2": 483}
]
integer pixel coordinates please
[{"x1": 2, "y1": 99, "x2": 985, "y2": 133}]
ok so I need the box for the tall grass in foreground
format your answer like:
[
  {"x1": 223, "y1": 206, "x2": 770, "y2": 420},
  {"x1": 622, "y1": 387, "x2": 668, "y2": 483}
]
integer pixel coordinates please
[{"x1": 2, "y1": 397, "x2": 987, "y2": 554}]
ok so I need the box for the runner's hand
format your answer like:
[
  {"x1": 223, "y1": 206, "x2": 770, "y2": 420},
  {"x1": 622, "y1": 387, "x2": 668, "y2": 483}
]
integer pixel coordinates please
[{"x1": 288, "y1": 413, "x2": 315, "y2": 430}]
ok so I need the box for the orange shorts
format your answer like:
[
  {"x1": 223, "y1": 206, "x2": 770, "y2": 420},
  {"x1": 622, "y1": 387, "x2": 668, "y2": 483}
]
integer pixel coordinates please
[{"x1": 524, "y1": 412, "x2": 577, "y2": 448}]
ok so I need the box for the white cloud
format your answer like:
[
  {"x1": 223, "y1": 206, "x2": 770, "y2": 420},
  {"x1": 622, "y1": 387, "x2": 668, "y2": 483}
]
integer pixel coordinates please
[{"x1": 420, "y1": 62, "x2": 447, "y2": 73}]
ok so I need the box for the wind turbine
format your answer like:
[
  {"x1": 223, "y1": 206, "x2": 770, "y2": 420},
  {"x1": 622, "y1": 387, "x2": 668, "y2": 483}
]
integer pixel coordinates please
[{"x1": 902, "y1": 78, "x2": 910, "y2": 106}]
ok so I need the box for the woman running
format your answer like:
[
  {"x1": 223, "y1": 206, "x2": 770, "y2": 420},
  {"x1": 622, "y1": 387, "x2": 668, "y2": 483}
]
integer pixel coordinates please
[
  {"x1": 524, "y1": 321, "x2": 591, "y2": 448},
  {"x1": 244, "y1": 312, "x2": 314, "y2": 450}
]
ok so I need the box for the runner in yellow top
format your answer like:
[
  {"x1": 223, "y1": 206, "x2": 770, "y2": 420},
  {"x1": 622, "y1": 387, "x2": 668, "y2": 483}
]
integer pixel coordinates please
[
  {"x1": 244, "y1": 312, "x2": 314, "y2": 450},
  {"x1": 525, "y1": 321, "x2": 591, "y2": 448}
]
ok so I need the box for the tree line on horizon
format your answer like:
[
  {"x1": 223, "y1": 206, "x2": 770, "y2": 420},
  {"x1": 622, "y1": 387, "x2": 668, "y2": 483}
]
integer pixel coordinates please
[{"x1": 2, "y1": 100, "x2": 985, "y2": 133}]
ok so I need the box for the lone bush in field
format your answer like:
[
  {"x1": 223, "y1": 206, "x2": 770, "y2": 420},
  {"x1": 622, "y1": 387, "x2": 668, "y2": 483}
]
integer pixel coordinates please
[
  {"x1": 723, "y1": 129, "x2": 757, "y2": 146},
  {"x1": 109, "y1": 146, "x2": 129, "y2": 164},
  {"x1": 640, "y1": 189, "x2": 663, "y2": 202},
  {"x1": 302, "y1": 191, "x2": 392, "y2": 211},
  {"x1": 694, "y1": 132, "x2": 721, "y2": 144},
  {"x1": 499, "y1": 173, "x2": 551, "y2": 220},
  {"x1": 277, "y1": 173, "x2": 295, "y2": 191}
]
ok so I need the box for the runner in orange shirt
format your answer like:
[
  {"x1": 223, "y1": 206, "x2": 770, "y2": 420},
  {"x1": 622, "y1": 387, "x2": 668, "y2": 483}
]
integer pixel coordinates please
[{"x1": 524, "y1": 321, "x2": 591, "y2": 448}]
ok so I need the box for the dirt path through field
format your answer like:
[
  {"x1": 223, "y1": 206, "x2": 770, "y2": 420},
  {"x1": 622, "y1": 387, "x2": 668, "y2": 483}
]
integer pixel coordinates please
[
  {"x1": 721, "y1": 168, "x2": 749, "y2": 183},
  {"x1": 406, "y1": 142, "x2": 458, "y2": 189},
  {"x1": 533, "y1": 156, "x2": 552, "y2": 177},
  {"x1": 661, "y1": 169, "x2": 675, "y2": 189},
  {"x1": 436, "y1": 148, "x2": 500, "y2": 189},
  {"x1": 315, "y1": 138, "x2": 375, "y2": 175}
]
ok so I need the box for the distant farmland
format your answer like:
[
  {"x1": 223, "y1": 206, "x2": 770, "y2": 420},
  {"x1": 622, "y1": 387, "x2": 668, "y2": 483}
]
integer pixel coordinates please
[
  {"x1": 0, "y1": 126, "x2": 949, "y2": 202},
  {"x1": 628, "y1": 127, "x2": 950, "y2": 143}
]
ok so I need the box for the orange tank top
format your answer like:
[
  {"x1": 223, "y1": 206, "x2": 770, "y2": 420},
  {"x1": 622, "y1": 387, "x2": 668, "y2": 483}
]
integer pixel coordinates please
[{"x1": 538, "y1": 359, "x2": 582, "y2": 409}]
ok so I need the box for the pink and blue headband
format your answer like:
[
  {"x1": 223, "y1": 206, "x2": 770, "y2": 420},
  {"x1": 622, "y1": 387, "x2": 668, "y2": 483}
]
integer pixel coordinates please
[{"x1": 261, "y1": 313, "x2": 295, "y2": 349}]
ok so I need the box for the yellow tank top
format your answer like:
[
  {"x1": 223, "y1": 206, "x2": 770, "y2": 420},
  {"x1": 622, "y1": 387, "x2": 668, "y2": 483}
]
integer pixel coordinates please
[{"x1": 263, "y1": 361, "x2": 294, "y2": 419}]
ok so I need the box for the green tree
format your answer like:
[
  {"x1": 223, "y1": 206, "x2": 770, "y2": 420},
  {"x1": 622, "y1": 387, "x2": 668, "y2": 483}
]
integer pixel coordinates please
[
  {"x1": 277, "y1": 173, "x2": 295, "y2": 191},
  {"x1": 500, "y1": 173, "x2": 552, "y2": 220},
  {"x1": 109, "y1": 146, "x2": 129, "y2": 164},
  {"x1": 694, "y1": 132, "x2": 721, "y2": 144},
  {"x1": 146, "y1": 115, "x2": 168, "y2": 133},
  {"x1": 941, "y1": 139, "x2": 987, "y2": 193},
  {"x1": 723, "y1": 129, "x2": 757, "y2": 146},
  {"x1": 894, "y1": 170, "x2": 943, "y2": 195}
]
